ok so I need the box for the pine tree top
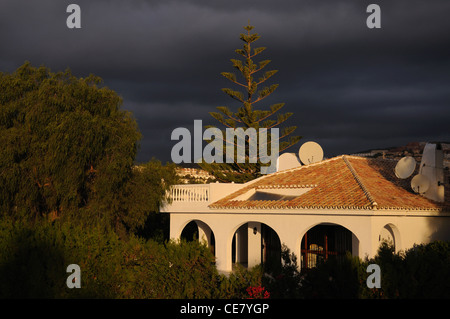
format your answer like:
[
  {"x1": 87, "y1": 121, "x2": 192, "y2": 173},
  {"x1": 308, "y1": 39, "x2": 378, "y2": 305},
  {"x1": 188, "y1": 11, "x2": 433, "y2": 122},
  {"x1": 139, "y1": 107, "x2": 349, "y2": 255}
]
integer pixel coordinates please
[{"x1": 199, "y1": 24, "x2": 302, "y2": 183}]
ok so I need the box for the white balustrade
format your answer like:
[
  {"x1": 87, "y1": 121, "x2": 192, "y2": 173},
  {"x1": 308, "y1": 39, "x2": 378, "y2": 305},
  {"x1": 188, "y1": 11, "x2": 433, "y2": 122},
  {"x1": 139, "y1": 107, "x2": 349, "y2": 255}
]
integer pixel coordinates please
[{"x1": 170, "y1": 185, "x2": 210, "y2": 202}]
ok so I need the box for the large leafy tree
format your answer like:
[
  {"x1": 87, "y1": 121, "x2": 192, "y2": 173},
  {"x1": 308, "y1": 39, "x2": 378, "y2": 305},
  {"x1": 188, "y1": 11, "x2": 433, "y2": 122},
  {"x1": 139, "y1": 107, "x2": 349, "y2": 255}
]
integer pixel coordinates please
[
  {"x1": 0, "y1": 62, "x2": 176, "y2": 234},
  {"x1": 200, "y1": 24, "x2": 301, "y2": 182}
]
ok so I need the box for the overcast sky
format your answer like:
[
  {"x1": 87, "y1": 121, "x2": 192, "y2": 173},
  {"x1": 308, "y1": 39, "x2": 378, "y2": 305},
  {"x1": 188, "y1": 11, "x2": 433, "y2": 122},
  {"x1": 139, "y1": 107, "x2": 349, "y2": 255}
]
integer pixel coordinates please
[{"x1": 1, "y1": 0, "x2": 449, "y2": 163}]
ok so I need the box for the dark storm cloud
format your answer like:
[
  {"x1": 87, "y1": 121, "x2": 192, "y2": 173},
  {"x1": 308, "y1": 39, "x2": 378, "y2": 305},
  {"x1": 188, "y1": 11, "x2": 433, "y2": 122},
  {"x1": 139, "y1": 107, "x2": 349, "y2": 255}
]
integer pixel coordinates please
[{"x1": 1, "y1": 0, "x2": 449, "y2": 162}]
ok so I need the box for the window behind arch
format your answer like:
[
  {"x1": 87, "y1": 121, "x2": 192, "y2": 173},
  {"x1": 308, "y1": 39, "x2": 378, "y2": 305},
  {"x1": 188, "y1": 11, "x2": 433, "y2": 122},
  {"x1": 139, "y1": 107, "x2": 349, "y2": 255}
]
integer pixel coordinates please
[{"x1": 300, "y1": 224, "x2": 353, "y2": 270}]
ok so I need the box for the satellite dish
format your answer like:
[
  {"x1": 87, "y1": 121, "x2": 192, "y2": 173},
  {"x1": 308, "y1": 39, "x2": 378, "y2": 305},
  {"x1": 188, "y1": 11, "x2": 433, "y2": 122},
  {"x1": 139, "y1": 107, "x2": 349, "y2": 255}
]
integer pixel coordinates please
[
  {"x1": 395, "y1": 156, "x2": 416, "y2": 179},
  {"x1": 299, "y1": 141, "x2": 324, "y2": 165},
  {"x1": 411, "y1": 174, "x2": 430, "y2": 194},
  {"x1": 276, "y1": 153, "x2": 301, "y2": 172}
]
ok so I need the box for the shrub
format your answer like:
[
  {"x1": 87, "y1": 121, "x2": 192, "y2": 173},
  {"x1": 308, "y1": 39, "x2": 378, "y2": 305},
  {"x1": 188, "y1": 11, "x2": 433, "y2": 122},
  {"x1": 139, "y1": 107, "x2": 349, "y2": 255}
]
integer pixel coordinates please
[
  {"x1": 0, "y1": 219, "x2": 67, "y2": 298},
  {"x1": 0, "y1": 218, "x2": 221, "y2": 299},
  {"x1": 262, "y1": 244, "x2": 303, "y2": 298},
  {"x1": 3, "y1": 216, "x2": 447, "y2": 299},
  {"x1": 117, "y1": 239, "x2": 219, "y2": 298},
  {"x1": 0, "y1": 218, "x2": 126, "y2": 298},
  {"x1": 395, "y1": 241, "x2": 450, "y2": 298},
  {"x1": 298, "y1": 241, "x2": 450, "y2": 299},
  {"x1": 297, "y1": 253, "x2": 362, "y2": 299},
  {"x1": 215, "y1": 264, "x2": 264, "y2": 299}
]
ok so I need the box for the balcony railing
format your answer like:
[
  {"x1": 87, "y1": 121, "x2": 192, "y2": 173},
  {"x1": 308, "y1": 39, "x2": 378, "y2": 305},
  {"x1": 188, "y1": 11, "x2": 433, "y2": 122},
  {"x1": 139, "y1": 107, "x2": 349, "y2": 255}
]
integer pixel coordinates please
[
  {"x1": 170, "y1": 184, "x2": 210, "y2": 202},
  {"x1": 162, "y1": 182, "x2": 245, "y2": 213}
]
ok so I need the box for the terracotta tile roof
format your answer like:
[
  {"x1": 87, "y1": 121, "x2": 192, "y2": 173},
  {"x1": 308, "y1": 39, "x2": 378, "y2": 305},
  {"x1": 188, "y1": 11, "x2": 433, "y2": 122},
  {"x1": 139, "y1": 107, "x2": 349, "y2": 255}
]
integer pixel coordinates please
[{"x1": 209, "y1": 155, "x2": 450, "y2": 212}]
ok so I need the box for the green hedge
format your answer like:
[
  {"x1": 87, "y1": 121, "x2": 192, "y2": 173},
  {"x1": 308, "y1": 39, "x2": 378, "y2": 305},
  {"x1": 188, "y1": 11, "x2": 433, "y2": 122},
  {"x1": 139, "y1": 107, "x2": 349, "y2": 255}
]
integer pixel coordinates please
[
  {"x1": 1, "y1": 218, "x2": 448, "y2": 299},
  {"x1": 285, "y1": 241, "x2": 450, "y2": 299},
  {"x1": 0, "y1": 219, "x2": 221, "y2": 298},
  {"x1": 371, "y1": 241, "x2": 450, "y2": 298},
  {"x1": 0, "y1": 218, "x2": 263, "y2": 299}
]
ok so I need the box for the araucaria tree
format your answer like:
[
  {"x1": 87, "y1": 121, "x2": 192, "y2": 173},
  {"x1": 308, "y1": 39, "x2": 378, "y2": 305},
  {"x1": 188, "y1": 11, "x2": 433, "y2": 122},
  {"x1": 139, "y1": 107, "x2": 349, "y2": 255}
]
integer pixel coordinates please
[{"x1": 200, "y1": 24, "x2": 301, "y2": 182}]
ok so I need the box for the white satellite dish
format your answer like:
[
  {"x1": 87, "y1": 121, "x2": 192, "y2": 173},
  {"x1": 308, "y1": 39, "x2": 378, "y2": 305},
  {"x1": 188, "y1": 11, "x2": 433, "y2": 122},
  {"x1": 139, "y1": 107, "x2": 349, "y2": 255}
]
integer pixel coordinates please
[
  {"x1": 411, "y1": 174, "x2": 430, "y2": 194},
  {"x1": 276, "y1": 153, "x2": 301, "y2": 172},
  {"x1": 395, "y1": 156, "x2": 416, "y2": 179},
  {"x1": 299, "y1": 141, "x2": 324, "y2": 165}
]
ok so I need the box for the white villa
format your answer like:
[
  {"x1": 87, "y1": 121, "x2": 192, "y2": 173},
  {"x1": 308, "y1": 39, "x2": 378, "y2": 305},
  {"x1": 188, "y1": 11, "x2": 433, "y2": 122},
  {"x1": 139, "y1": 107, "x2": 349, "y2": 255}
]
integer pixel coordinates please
[{"x1": 161, "y1": 143, "x2": 450, "y2": 274}]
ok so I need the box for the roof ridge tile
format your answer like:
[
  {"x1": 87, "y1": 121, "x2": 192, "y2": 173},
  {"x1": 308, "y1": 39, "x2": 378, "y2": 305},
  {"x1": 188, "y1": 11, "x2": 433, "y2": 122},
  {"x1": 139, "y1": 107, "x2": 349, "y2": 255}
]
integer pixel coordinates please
[{"x1": 342, "y1": 155, "x2": 378, "y2": 209}]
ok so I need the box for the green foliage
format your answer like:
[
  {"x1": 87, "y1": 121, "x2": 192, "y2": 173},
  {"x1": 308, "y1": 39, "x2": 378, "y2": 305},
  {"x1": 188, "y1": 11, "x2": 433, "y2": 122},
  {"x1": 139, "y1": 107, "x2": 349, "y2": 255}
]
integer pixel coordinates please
[
  {"x1": 0, "y1": 218, "x2": 122, "y2": 298},
  {"x1": 254, "y1": 241, "x2": 450, "y2": 299},
  {"x1": 2, "y1": 216, "x2": 447, "y2": 299},
  {"x1": 401, "y1": 241, "x2": 450, "y2": 298},
  {"x1": 0, "y1": 218, "x2": 221, "y2": 298},
  {"x1": 114, "y1": 238, "x2": 220, "y2": 299},
  {"x1": 0, "y1": 62, "x2": 137, "y2": 221},
  {"x1": 100, "y1": 159, "x2": 178, "y2": 237},
  {"x1": 291, "y1": 241, "x2": 450, "y2": 299},
  {"x1": 263, "y1": 245, "x2": 303, "y2": 298},
  {"x1": 0, "y1": 216, "x2": 271, "y2": 299},
  {"x1": 0, "y1": 62, "x2": 177, "y2": 234},
  {"x1": 0, "y1": 218, "x2": 66, "y2": 298},
  {"x1": 200, "y1": 24, "x2": 301, "y2": 183},
  {"x1": 361, "y1": 241, "x2": 450, "y2": 298},
  {"x1": 216, "y1": 264, "x2": 264, "y2": 299},
  {"x1": 296, "y1": 253, "x2": 363, "y2": 299},
  {"x1": 362, "y1": 242, "x2": 404, "y2": 298},
  {"x1": 1, "y1": 62, "x2": 241, "y2": 299}
]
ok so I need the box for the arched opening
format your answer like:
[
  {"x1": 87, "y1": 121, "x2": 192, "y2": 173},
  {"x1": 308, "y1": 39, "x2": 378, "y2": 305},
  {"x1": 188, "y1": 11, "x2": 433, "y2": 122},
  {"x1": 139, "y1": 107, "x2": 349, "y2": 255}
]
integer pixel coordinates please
[
  {"x1": 300, "y1": 223, "x2": 356, "y2": 270},
  {"x1": 180, "y1": 221, "x2": 198, "y2": 241},
  {"x1": 231, "y1": 222, "x2": 281, "y2": 272},
  {"x1": 379, "y1": 223, "x2": 400, "y2": 252},
  {"x1": 180, "y1": 220, "x2": 215, "y2": 257}
]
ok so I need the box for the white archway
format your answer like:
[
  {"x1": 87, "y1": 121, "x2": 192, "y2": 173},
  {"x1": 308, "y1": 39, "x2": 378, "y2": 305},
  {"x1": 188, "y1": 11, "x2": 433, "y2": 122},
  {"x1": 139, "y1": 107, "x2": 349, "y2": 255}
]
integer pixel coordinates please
[
  {"x1": 379, "y1": 223, "x2": 401, "y2": 253},
  {"x1": 298, "y1": 222, "x2": 360, "y2": 270},
  {"x1": 230, "y1": 221, "x2": 282, "y2": 270},
  {"x1": 179, "y1": 219, "x2": 216, "y2": 255},
  {"x1": 169, "y1": 213, "x2": 373, "y2": 274}
]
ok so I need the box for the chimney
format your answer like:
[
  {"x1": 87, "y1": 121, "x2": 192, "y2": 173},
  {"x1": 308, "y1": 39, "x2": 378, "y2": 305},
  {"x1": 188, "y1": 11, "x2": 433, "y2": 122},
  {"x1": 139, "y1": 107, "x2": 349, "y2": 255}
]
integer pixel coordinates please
[{"x1": 419, "y1": 142, "x2": 445, "y2": 202}]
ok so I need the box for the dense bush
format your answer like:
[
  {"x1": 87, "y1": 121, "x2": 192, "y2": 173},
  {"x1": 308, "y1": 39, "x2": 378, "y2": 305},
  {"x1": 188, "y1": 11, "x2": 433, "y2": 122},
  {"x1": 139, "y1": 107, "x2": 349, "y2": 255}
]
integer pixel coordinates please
[
  {"x1": 118, "y1": 238, "x2": 220, "y2": 298},
  {"x1": 294, "y1": 253, "x2": 362, "y2": 299},
  {"x1": 1, "y1": 217, "x2": 449, "y2": 299},
  {"x1": 0, "y1": 218, "x2": 222, "y2": 298},
  {"x1": 0, "y1": 219, "x2": 68, "y2": 298},
  {"x1": 215, "y1": 264, "x2": 264, "y2": 299},
  {"x1": 0, "y1": 218, "x2": 123, "y2": 298},
  {"x1": 262, "y1": 244, "x2": 303, "y2": 298},
  {"x1": 370, "y1": 241, "x2": 450, "y2": 298},
  {"x1": 403, "y1": 241, "x2": 450, "y2": 298},
  {"x1": 292, "y1": 241, "x2": 450, "y2": 299}
]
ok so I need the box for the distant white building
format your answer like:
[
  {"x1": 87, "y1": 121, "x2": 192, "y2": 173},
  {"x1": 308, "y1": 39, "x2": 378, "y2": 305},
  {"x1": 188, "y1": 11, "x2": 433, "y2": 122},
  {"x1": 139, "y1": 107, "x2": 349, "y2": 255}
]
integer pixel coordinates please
[
  {"x1": 161, "y1": 144, "x2": 450, "y2": 274},
  {"x1": 176, "y1": 167, "x2": 215, "y2": 184}
]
